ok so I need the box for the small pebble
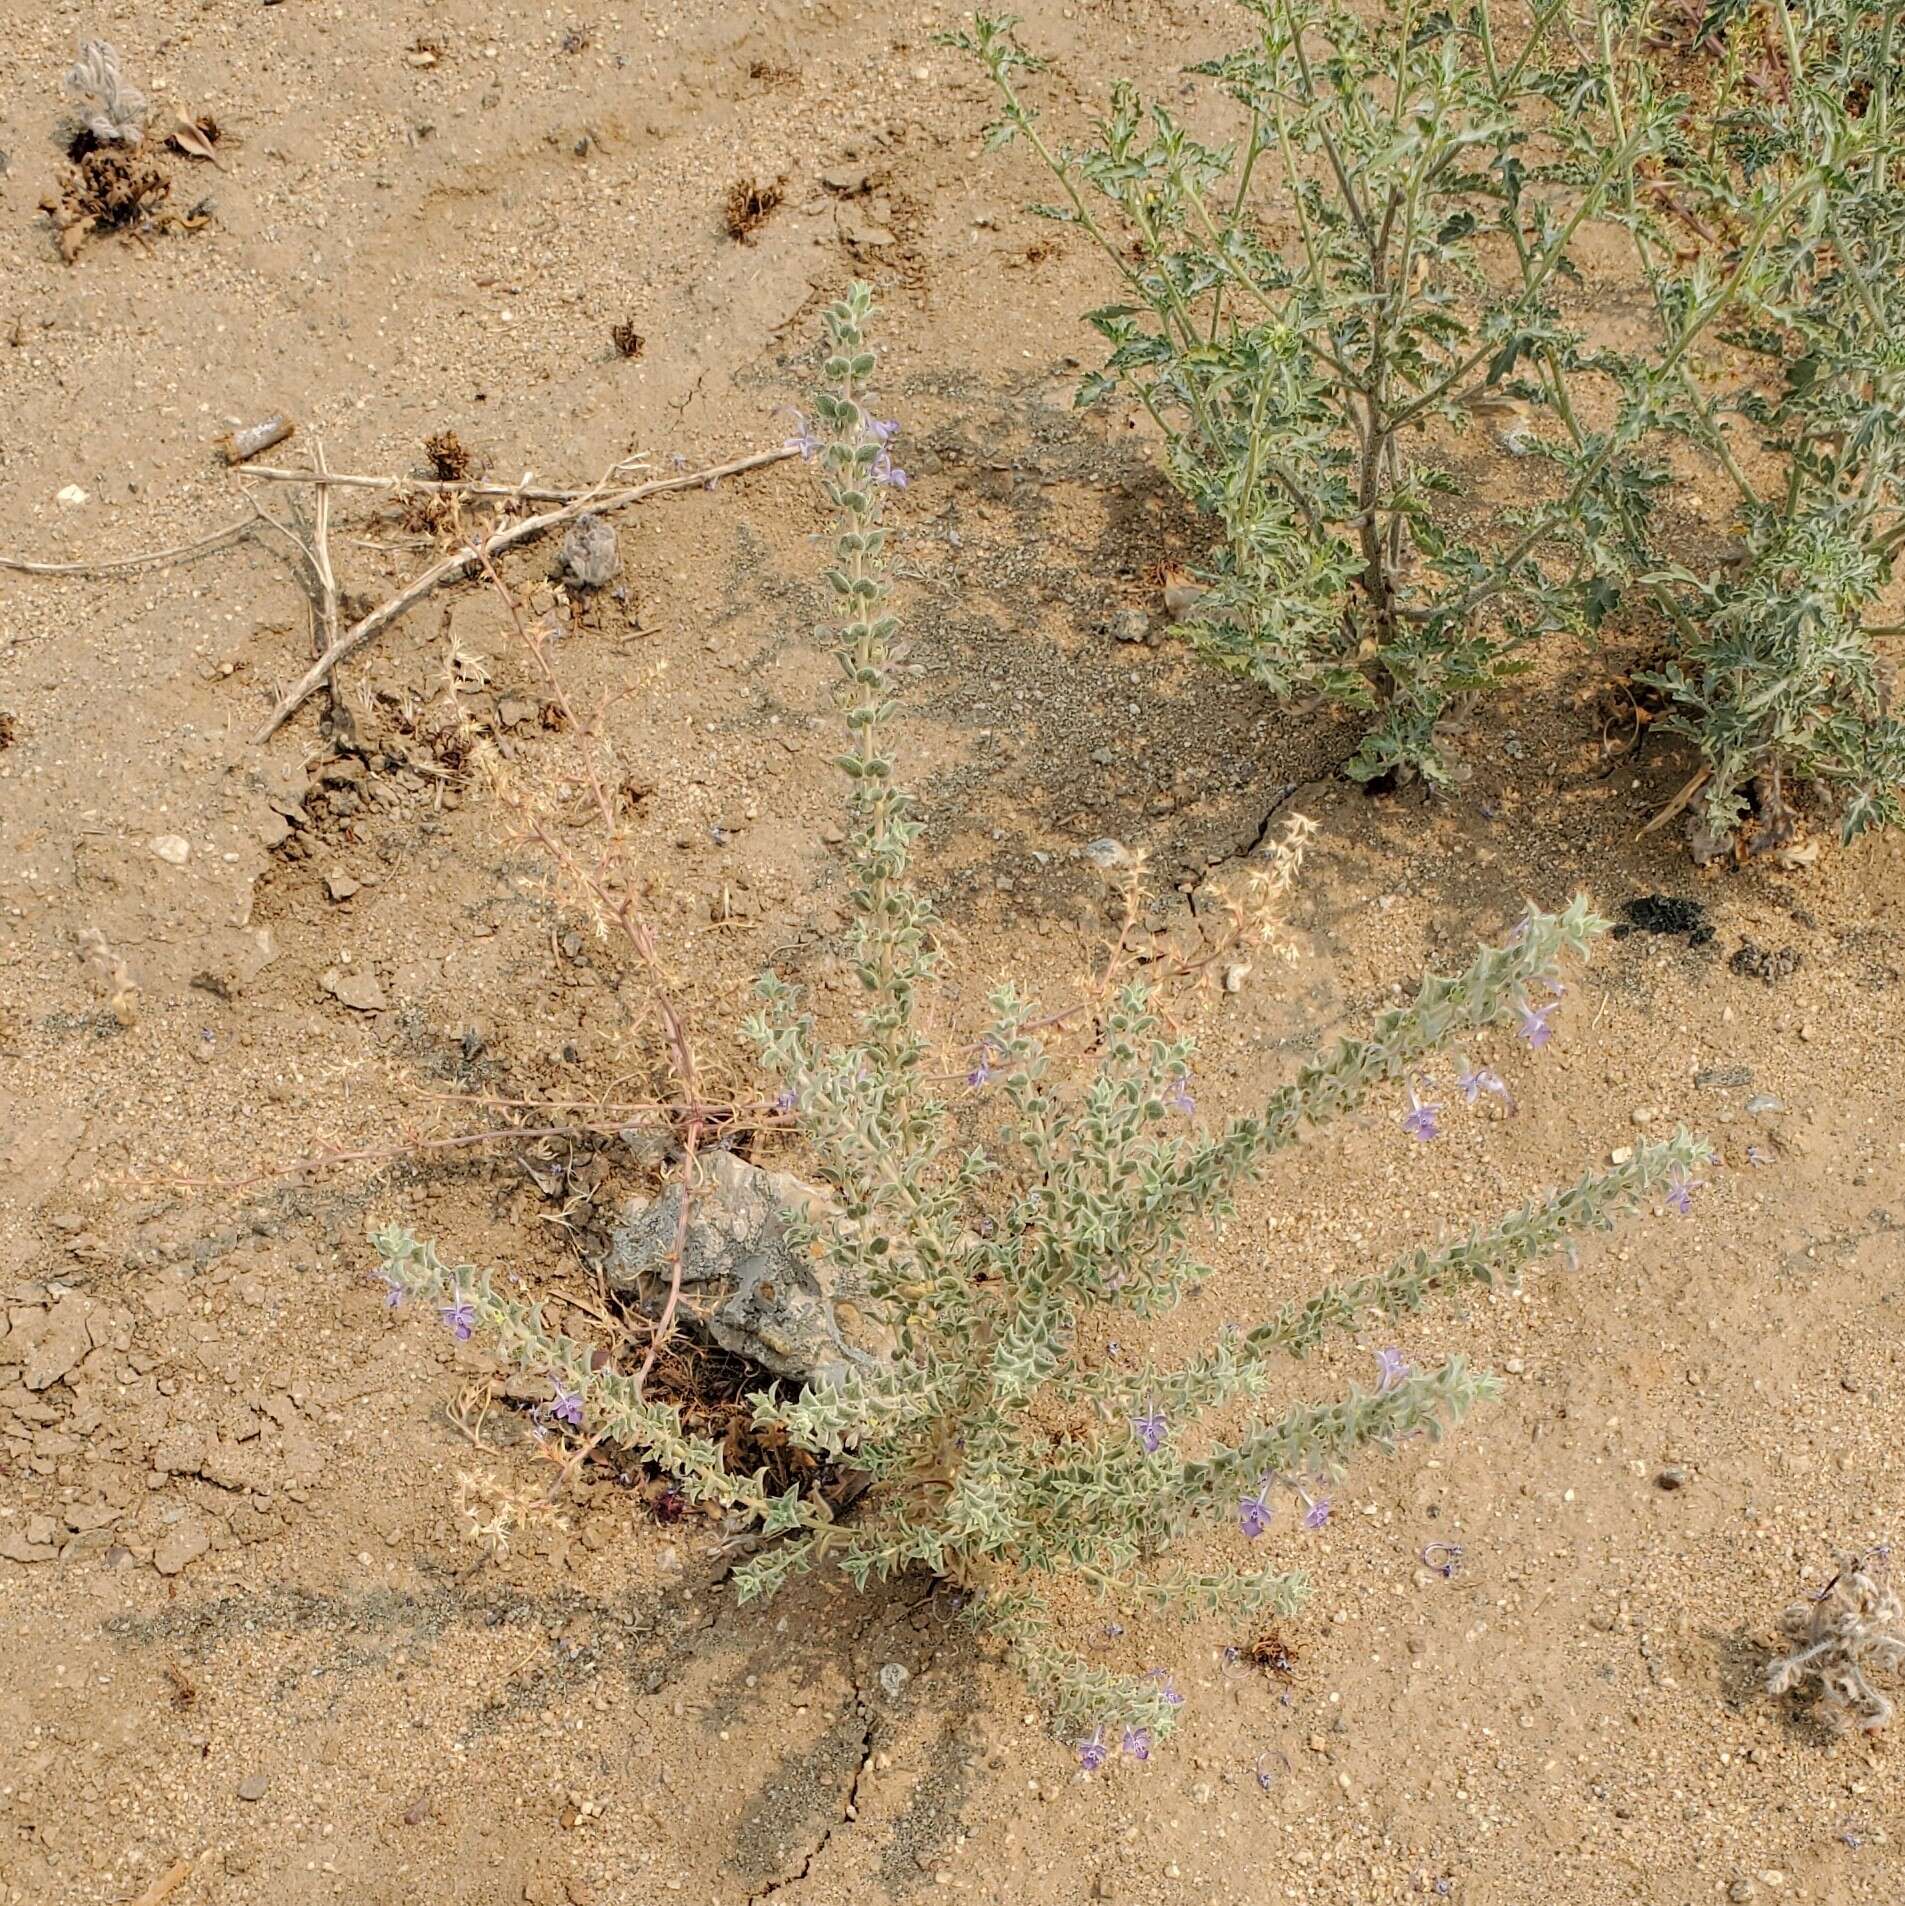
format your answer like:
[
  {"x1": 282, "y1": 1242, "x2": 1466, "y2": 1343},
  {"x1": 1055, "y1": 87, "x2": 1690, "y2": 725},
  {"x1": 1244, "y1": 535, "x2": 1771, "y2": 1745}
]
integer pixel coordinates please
[
  {"x1": 1656, "y1": 1465, "x2": 1689, "y2": 1491},
  {"x1": 237, "y1": 1773, "x2": 268, "y2": 1803}
]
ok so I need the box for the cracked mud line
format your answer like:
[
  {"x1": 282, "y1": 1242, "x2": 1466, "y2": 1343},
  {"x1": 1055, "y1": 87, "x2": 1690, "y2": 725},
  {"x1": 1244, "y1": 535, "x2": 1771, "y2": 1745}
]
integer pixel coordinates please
[{"x1": 740, "y1": 1681, "x2": 877, "y2": 1903}]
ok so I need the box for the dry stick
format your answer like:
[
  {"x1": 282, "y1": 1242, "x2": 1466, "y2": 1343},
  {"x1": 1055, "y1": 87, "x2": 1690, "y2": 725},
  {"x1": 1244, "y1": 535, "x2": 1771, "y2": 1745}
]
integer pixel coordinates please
[
  {"x1": 125, "y1": 1858, "x2": 192, "y2": 1906},
  {"x1": 309, "y1": 436, "x2": 341, "y2": 661},
  {"x1": 1639, "y1": 763, "x2": 1712, "y2": 838},
  {"x1": 242, "y1": 462, "x2": 651, "y2": 504},
  {"x1": 252, "y1": 443, "x2": 799, "y2": 742},
  {"x1": 0, "y1": 516, "x2": 257, "y2": 577}
]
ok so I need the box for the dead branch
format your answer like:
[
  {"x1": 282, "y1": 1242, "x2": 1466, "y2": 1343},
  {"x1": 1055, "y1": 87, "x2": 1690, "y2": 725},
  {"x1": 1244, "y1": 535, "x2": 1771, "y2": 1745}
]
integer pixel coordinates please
[
  {"x1": 125, "y1": 1859, "x2": 192, "y2": 1906},
  {"x1": 0, "y1": 516, "x2": 258, "y2": 577},
  {"x1": 242, "y1": 461, "x2": 651, "y2": 504},
  {"x1": 252, "y1": 442, "x2": 798, "y2": 741}
]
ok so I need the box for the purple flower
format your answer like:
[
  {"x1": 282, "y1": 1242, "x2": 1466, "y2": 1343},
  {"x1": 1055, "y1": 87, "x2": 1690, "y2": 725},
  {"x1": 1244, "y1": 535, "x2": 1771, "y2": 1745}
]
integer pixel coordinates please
[
  {"x1": 873, "y1": 448, "x2": 908, "y2": 488},
  {"x1": 1239, "y1": 1480, "x2": 1275, "y2": 1541},
  {"x1": 1303, "y1": 1495, "x2": 1332, "y2": 1532},
  {"x1": 440, "y1": 1296, "x2": 477, "y2": 1342},
  {"x1": 1516, "y1": 999, "x2": 1556, "y2": 1050},
  {"x1": 1166, "y1": 1072, "x2": 1196, "y2": 1117},
  {"x1": 1121, "y1": 1725, "x2": 1152, "y2": 1762},
  {"x1": 1142, "y1": 1669, "x2": 1184, "y2": 1708},
  {"x1": 1132, "y1": 1403, "x2": 1167, "y2": 1455},
  {"x1": 377, "y1": 1271, "x2": 406, "y2": 1310},
  {"x1": 1374, "y1": 1347, "x2": 1408, "y2": 1391},
  {"x1": 1078, "y1": 1728, "x2": 1108, "y2": 1772},
  {"x1": 548, "y1": 1383, "x2": 584, "y2": 1428},
  {"x1": 1400, "y1": 1080, "x2": 1441, "y2": 1143},
  {"x1": 1454, "y1": 1062, "x2": 1515, "y2": 1111},
  {"x1": 867, "y1": 417, "x2": 900, "y2": 444},
  {"x1": 783, "y1": 411, "x2": 823, "y2": 459},
  {"x1": 967, "y1": 1049, "x2": 995, "y2": 1089},
  {"x1": 773, "y1": 1086, "x2": 798, "y2": 1115},
  {"x1": 1664, "y1": 1165, "x2": 1702, "y2": 1217}
]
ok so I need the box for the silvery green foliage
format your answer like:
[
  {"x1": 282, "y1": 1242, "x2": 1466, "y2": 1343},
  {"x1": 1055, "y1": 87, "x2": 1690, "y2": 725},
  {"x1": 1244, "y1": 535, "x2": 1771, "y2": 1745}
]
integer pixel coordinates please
[
  {"x1": 375, "y1": 284, "x2": 1711, "y2": 1756},
  {"x1": 952, "y1": 2, "x2": 1687, "y2": 788},
  {"x1": 1606, "y1": 1, "x2": 1905, "y2": 849},
  {"x1": 955, "y1": 3, "x2": 1903, "y2": 844},
  {"x1": 66, "y1": 40, "x2": 147, "y2": 147}
]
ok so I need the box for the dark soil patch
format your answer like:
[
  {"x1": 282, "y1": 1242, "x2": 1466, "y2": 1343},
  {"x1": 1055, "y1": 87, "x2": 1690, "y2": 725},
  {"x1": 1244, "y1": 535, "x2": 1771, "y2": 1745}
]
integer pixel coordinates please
[{"x1": 1614, "y1": 894, "x2": 1715, "y2": 945}]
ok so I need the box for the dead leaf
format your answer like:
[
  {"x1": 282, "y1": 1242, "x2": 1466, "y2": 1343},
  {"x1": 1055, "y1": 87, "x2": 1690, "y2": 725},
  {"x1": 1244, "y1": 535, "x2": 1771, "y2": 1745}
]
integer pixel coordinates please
[{"x1": 169, "y1": 117, "x2": 225, "y2": 169}]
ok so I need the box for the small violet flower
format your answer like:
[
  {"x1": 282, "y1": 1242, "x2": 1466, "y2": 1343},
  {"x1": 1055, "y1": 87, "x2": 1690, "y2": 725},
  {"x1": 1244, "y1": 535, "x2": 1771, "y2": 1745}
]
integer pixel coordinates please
[
  {"x1": 873, "y1": 448, "x2": 908, "y2": 488},
  {"x1": 1374, "y1": 1347, "x2": 1409, "y2": 1392},
  {"x1": 1239, "y1": 1480, "x2": 1275, "y2": 1540},
  {"x1": 377, "y1": 1271, "x2": 406, "y2": 1310},
  {"x1": 1454, "y1": 1062, "x2": 1515, "y2": 1112},
  {"x1": 1400, "y1": 1080, "x2": 1441, "y2": 1143},
  {"x1": 1664, "y1": 1166, "x2": 1702, "y2": 1217},
  {"x1": 1121, "y1": 1726, "x2": 1152, "y2": 1762},
  {"x1": 1132, "y1": 1403, "x2": 1167, "y2": 1455},
  {"x1": 1517, "y1": 999, "x2": 1557, "y2": 1050},
  {"x1": 440, "y1": 1296, "x2": 477, "y2": 1342},
  {"x1": 548, "y1": 1384, "x2": 584, "y2": 1429},
  {"x1": 1166, "y1": 1072, "x2": 1196, "y2": 1117},
  {"x1": 967, "y1": 1048, "x2": 995, "y2": 1089},
  {"x1": 783, "y1": 411, "x2": 823, "y2": 459},
  {"x1": 773, "y1": 1086, "x2": 798, "y2": 1115},
  {"x1": 1142, "y1": 1669, "x2": 1184, "y2": 1708},
  {"x1": 1077, "y1": 1728, "x2": 1108, "y2": 1773},
  {"x1": 867, "y1": 417, "x2": 900, "y2": 445},
  {"x1": 1303, "y1": 1495, "x2": 1332, "y2": 1532}
]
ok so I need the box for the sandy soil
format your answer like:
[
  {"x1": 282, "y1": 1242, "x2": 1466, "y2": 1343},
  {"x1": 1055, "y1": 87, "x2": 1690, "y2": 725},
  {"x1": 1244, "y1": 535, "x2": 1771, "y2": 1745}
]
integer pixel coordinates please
[{"x1": 2, "y1": 4, "x2": 1901, "y2": 1903}]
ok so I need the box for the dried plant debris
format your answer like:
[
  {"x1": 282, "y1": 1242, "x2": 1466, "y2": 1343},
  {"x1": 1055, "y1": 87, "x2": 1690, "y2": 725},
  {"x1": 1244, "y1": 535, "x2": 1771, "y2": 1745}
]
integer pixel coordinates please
[
  {"x1": 42, "y1": 144, "x2": 180, "y2": 259},
  {"x1": 43, "y1": 47, "x2": 209, "y2": 262},
  {"x1": 723, "y1": 174, "x2": 783, "y2": 242},
  {"x1": 66, "y1": 40, "x2": 148, "y2": 148},
  {"x1": 610, "y1": 317, "x2": 645, "y2": 359},
  {"x1": 423, "y1": 430, "x2": 474, "y2": 483},
  {"x1": 1767, "y1": 1551, "x2": 1904, "y2": 1736},
  {"x1": 168, "y1": 113, "x2": 223, "y2": 166},
  {"x1": 1247, "y1": 1626, "x2": 1299, "y2": 1680}
]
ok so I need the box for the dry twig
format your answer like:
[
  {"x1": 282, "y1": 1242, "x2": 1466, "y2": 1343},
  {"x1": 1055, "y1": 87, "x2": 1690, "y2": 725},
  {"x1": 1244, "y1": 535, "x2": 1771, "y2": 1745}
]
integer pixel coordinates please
[
  {"x1": 124, "y1": 1858, "x2": 192, "y2": 1906},
  {"x1": 252, "y1": 443, "x2": 797, "y2": 741},
  {"x1": 0, "y1": 516, "x2": 257, "y2": 577}
]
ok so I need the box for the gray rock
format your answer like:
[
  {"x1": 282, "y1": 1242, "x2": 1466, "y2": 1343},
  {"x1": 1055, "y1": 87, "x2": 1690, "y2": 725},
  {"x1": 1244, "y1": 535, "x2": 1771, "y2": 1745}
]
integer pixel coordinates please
[
  {"x1": 555, "y1": 512, "x2": 618, "y2": 590},
  {"x1": 606, "y1": 1152, "x2": 892, "y2": 1388},
  {"x1": 1108, "y1": 608, "x2": 1152, "y2": 645}
]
